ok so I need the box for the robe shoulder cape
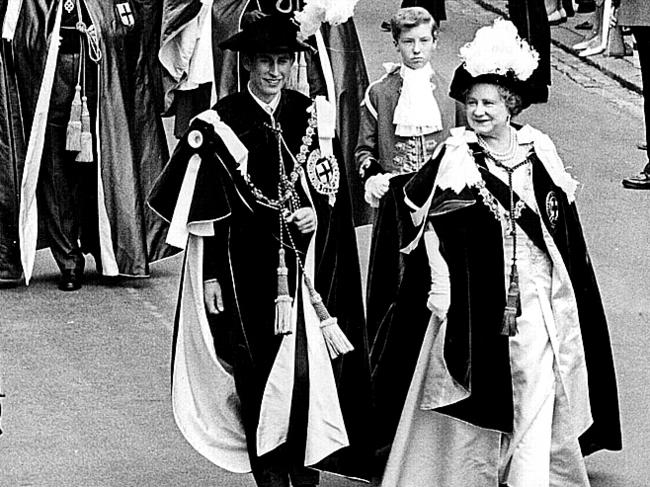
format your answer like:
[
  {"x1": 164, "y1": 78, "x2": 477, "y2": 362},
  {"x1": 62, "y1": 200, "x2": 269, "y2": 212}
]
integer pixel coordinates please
[{"x1": 8, "y1": 0, "x2": 174, "y2": 281}]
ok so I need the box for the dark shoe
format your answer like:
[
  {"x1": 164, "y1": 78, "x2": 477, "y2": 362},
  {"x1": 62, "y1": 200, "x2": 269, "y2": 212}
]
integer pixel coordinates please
[
  {"x1": 637, "y1": 143, "x2": 647, "y2": 151},
  {"x1": 0, "y1": 276, "x2": 22, "y2": 288},
  {"x1": 622, "y1": 171, "x2": 650, "y2": 189},
  {"x1": 575, "y1": 20, "x2": 593, "y2": 30},
  {"x1": 380, "y1": 20, "x2": 391, "y2": 32},
  {"x1": 548, "y1": 9, "x2": 567, "y2": 26},
  {"x1": 577, "y1": 1, "x2": 595, "y2": 14},
  {"x1": 58, "y1": 270, "x2": 82, "y2": 291}
]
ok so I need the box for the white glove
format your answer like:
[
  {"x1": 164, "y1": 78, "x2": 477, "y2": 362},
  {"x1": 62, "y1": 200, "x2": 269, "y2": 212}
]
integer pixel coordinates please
[
  {"x1": 423, "y1": 226, "x2": 450, "y2": 321},
  {"x1": 364, "y1": 173, "x2": 391, "y2": 208}
]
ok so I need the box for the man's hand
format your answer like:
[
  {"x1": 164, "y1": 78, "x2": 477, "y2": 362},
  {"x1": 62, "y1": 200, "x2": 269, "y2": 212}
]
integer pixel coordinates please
[
  {"x1": 204, "y1": 279, "x2": 224, "y2": 315},
  {"x1": 286, "y1": 207, "x2": 316, "y2": 234}
]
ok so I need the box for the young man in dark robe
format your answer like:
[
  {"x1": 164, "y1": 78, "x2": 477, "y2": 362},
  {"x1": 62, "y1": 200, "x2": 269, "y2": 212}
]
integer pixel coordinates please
[
  {"x1": 159, "y1": 0, "x2": 371, "y2": 224},
  {"x1": 149, "y1": 14, "x2": 371, "y2": 487}
]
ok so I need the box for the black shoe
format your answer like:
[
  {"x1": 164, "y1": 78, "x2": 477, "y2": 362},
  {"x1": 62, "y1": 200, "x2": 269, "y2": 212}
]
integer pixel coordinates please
[
  {"x1": 0, "y1": 276, "x2": 22, "y2": 288},
  {"x1": 58, "y1": 270, "x2": 82, "y2": 291},
  {"x1": 575, "y1": 20, "x2": 593, "y2": 30},
  {"x1": 380, "y1": 20, "x2": 391, "y2": 32},
  {"x1": 577, "y1": 1, "x2": 595, "y2": 14},
  {"x1": 622, "y1": 171, "x2": 650, "y2": 189}
]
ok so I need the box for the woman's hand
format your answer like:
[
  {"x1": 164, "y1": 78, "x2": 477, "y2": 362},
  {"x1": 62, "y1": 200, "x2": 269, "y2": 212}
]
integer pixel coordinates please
[
  {"x1": 287, "y1": 207, "x2": 316, "y2": 234},
  {"x1": 204, "y1": 279, "x2": 224, "y2": 315}
]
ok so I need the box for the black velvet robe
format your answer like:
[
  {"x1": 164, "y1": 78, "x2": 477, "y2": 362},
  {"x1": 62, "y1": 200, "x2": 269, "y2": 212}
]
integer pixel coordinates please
[
  {"x1": 0, "y1": 7, "x2": 25, "y2": 281},
  {"x1": 6, "y1": 0, "x2": 173, "y2": 278},
  {"x1": 149, "y1": 89, "x2": 372, "y2": 480},
  {"x1": 508, "y1": 0, "x2": 551, "y2": 103},
  {"x1": 370, "y1": 141, "x2": 622, "y2": 463},
  {"x1": 365, "y1": 174, "x2": 432, "y2": 463}
]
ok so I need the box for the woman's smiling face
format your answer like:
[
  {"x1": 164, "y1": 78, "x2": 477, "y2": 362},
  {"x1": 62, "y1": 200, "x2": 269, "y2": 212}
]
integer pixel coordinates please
[{"x1": 465, "y1": 83, "x2": 510, "y2": 137}]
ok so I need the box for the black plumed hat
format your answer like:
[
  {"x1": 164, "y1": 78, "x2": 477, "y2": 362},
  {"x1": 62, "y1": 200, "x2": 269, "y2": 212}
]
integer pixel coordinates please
[
  {"x1": 448, "y1": 65, "x2": 543, "y2": 110},
  {"x1": 219, "y1": 14, "x2": 314, "y2": 53}
]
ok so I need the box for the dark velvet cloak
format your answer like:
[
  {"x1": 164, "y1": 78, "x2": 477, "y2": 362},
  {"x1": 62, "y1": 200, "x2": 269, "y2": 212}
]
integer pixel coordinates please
[
  {"x1": 149, "y1": 89, "x2": 372, "y2": 480},
  {"x1": 508, "y1": 0, "x2": 551, "y2": 103},
  {"x1": 371, "y1": 141, "x2": 622, "y2": 459},
  {"x1": 365, "y1": 174, "x2": 432, "y2": 463},
  {"x1": 0, "y1": 8, "x2": 25, "y2": 281},
  {"x1": 10, "y1": 0, "x2": 174, "y2": 278}
]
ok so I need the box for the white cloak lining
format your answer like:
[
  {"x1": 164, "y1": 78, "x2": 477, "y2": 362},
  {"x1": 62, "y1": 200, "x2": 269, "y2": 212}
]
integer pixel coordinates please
[{"x1": 172, "y1": 171, "x2": 349, "y2": 472}]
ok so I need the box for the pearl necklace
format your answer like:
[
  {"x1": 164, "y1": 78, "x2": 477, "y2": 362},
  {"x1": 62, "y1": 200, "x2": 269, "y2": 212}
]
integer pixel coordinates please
[{"x1": 476, "y1": 127, "x2": 518, "y2": 164}]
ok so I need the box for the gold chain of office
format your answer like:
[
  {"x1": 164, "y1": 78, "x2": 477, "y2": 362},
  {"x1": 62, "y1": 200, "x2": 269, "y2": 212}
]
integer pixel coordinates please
[{"x1": 244, "y1": 103, "x2": 318, "y2": 210}]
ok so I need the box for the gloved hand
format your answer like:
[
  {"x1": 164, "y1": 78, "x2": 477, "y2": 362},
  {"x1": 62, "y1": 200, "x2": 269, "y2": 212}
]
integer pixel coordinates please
[
  {"x1": 364, "y1": 173, "x2": 391, "y2": 207},
  {"x1": 423, "y1": 226, "x2": 450, "y2": 321},
  {"x1": 427, "y1": 289, "x2": 450, "y2": 321}
]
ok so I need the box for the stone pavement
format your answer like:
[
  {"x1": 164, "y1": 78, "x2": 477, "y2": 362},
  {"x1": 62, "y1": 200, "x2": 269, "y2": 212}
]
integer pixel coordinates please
[{"x1": 476, "y1": 0, "x2": 643, "y2": 96}]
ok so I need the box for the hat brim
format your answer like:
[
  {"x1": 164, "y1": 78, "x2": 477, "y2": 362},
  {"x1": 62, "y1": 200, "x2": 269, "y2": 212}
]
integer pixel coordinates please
[
  {"x1": 449, "y1": 65, "x2": 542, "y2": 110},
  {"x1": 219, "y1": 15, "x2": 315, "y2": 54},
  {"x1": 219, "y1": 31, "x2": 314, "y2": 53}
]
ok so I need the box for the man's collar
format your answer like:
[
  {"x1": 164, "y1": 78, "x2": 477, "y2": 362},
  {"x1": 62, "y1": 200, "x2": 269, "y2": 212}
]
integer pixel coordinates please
[{"x1": 247, "y1": 82, "x2": 281, "y2": 116}]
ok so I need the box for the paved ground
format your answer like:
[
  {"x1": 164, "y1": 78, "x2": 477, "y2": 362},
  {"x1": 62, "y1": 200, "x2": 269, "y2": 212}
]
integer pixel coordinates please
[
  {"x1": 1, "y1": 1, "x2": 649, "y2": 486},
  {"x1": 481, "y1": 0, "x2": 644, "y2": 95}
]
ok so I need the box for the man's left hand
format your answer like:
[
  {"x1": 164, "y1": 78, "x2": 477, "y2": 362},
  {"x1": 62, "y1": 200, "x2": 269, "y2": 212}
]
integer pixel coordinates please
[{"x1": 287, "y1": 207, "x2": 316, "y2": 234}]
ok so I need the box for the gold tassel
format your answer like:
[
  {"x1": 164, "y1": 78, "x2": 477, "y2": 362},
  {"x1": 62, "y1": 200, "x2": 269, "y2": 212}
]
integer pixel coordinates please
[
  {"x1": 76, "y1": 95, "x2": 93, "y2": 163},
  {"x1": 500, "y1": 264, "x2": 521, "y2": 337},
  {"x1": 274, "y1": 248, "x2": 294, "y2": 335},
  {"x1": 307, "y1": 282, "x2": 354, "y2": 359},
  {"x1": 65, "y1": 84, "x2": 82, "y2": 152}
]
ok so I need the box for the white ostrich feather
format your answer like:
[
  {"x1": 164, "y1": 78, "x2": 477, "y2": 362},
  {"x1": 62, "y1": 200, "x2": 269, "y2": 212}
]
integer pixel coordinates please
[
  {"x1": 459, "y1": 18, "x2": 539, "y2": 81},
  {"x1": 294, "y1": 0, "x2": 360, "y2": 38}
]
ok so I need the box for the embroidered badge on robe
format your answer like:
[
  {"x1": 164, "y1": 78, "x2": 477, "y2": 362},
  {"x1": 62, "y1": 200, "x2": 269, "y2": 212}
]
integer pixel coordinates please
[
  {"x1": 307, "y1": 150, "x2": 340, "y2": 206},
  {"x1": 545, "y1": 190, "x2": 559, "y2": 231},
  {"x1": 115, "y1": 1, "x2": 135, "y2": 28}
]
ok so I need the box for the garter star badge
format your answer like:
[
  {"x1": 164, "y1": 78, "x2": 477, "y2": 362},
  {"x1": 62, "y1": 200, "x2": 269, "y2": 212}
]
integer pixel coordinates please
[
  {"x1": 545, "y1": 191, "x2": 559, "y2": 231},
  {"x1": 307, "y1": 149, "x2": 339, "y2": 206}
]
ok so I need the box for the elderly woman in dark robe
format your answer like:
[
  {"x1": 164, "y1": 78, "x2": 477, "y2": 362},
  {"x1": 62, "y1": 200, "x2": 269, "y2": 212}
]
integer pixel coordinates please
[{"x1": 378, "y1": 19, "x2": 622, "y2": 487}]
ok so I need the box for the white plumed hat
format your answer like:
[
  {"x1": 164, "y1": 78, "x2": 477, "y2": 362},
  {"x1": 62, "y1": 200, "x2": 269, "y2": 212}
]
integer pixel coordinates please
[
  {"x1": 294, "y1": 0, "x2": 360, "y2": 38},
  {"x1": 449, "y1": 18, "x2": 542, "y2": 109}
]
